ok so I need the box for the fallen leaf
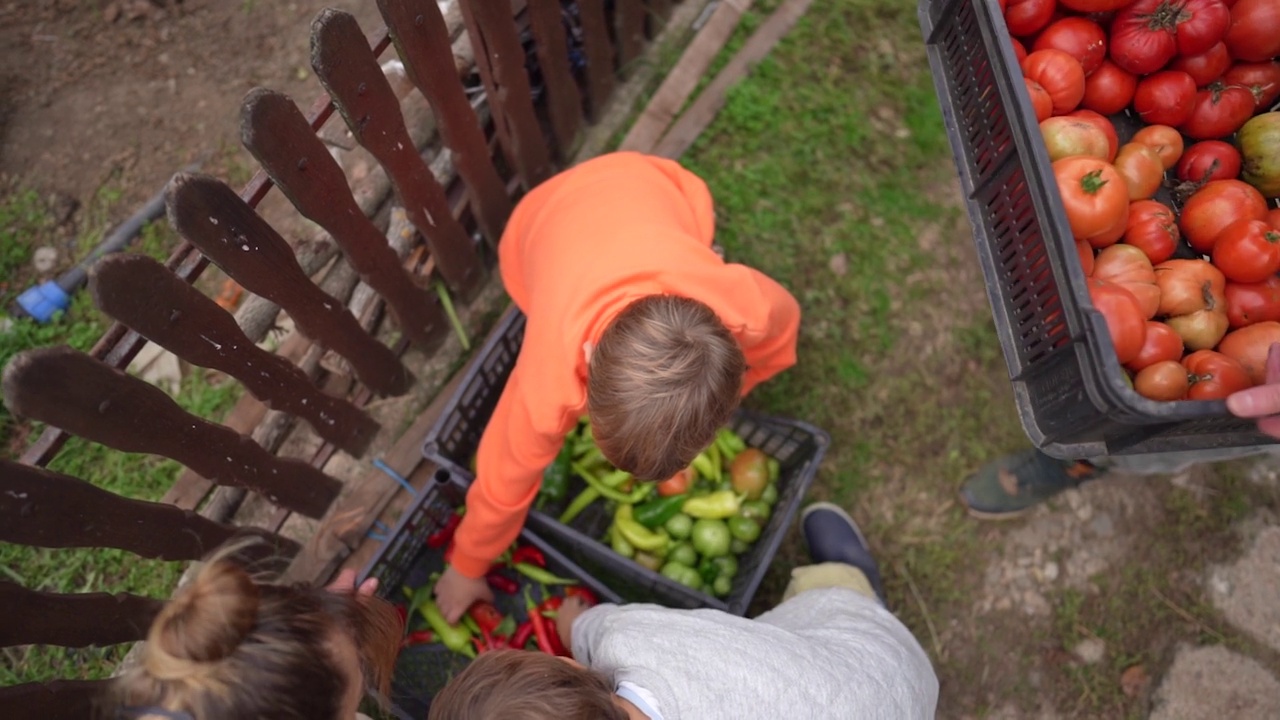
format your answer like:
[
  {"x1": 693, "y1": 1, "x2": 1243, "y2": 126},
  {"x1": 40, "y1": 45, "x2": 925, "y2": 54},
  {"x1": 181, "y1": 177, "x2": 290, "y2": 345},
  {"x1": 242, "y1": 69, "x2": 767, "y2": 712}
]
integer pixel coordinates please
[{"x1": 1120, "y1": 664, "x2": 1149, "y2": 698}]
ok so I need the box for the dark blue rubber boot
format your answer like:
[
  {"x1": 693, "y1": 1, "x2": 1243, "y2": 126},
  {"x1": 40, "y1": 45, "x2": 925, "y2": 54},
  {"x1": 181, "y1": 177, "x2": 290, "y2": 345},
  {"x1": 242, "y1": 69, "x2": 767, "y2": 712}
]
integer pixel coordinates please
[{"x1": 800, "y1": 502, "x2": 887, "y2": 606}]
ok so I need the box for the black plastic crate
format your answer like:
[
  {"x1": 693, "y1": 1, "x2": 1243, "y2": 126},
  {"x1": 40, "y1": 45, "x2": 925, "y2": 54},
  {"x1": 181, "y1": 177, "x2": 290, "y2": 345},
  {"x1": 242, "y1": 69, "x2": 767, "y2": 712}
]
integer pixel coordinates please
[
  {"x1": 421, "y1": 307, "x2": 830, "y2": 615},
  {"x1": 357, "y1": 469, "x2": 621, "y2": 719},
  {"x1": 918, "y1": 0, "x2": 1280, "y2": 459}
]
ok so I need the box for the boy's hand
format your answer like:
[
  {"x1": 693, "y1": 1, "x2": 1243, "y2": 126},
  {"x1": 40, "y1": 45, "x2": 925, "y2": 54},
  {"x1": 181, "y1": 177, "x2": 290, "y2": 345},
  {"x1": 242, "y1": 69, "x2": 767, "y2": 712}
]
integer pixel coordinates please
[
  {"x1": 434, "y1": 566, "x2": 494, "y2": 624},
  {"x1": 556, "y1": 595, "x2": 590, "y2": 653},
  {"x1": 325, "y1": 568, "x2": 378, "y2": 597}
]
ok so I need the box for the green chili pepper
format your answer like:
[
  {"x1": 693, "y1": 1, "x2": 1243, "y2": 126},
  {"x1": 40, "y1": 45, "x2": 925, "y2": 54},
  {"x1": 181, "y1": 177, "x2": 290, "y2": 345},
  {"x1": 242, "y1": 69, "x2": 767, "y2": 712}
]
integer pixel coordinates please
[
  {"x1": 690, "y1": 451, "x2": 716, "y2": 481},
  {"x1": 717, "y1": 427, "x2": 746, "y2": 456},
  {"x1": 707, "y1": 442, "x2": 723, "y2": 484},
  {"x1": 559, "y1": 486, "x2": 600, "y2": 524},
  {"x1": 609, "y1": 524, "x2": 636, "y2": 557},
  {"x1": 614, "y1": 505, "x2": 671, "y2": 553},
  {"x1": 600, "y1": 468, "x2": 633, "y2": 488},
  {"x1": 416, "y1": 597, "x2": 472, "y2": 654},
  {"x1": 573, "y1": 462, "x2": 653, "y2": 504},
  {"x1": 539, "y1": 440, "x2": 574, "y2": 504},
  {"x1": 576, "y1": 444, "x2": 606, "y2": 467},
  {"x1": 682, "y1": 490, "x2": 744, "y2": 520},
  {"x1": 633, "y1": 494, "x2": 689, "y2": 529},
  {"x1": 513, "y1": 562, "x2": 577, "y2": 585}
]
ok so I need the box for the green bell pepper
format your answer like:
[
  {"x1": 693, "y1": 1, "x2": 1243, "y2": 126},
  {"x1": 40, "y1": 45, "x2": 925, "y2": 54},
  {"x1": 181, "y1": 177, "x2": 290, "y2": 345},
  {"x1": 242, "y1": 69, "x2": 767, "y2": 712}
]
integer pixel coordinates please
[
  {"x1": 682, "y1": 490, "x2": 744, "y2": 520},
  {"x1": 614, "y1": 505, "x2": 670, "y2": 553},
  {"x1": 633, "y1": 494, "x2": 689, "y2": 529},
  {"x1": 539, "y1": 439, "x2": 574, "y2": 505}
]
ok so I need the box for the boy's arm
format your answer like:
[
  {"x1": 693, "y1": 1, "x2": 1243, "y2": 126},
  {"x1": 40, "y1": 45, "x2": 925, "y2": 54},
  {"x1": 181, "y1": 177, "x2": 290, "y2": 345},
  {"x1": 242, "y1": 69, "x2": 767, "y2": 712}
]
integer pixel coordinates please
[
  {"x1": 448, "y1": 369, "x2": 567, "y2": 578},
  {"x1": 737, "y1": 269, "x2": 801, "y2": 395}
]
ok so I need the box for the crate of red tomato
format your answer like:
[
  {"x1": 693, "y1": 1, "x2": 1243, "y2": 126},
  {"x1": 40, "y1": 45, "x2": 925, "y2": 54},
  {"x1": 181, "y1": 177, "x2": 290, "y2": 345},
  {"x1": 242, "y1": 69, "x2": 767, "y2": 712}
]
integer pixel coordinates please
[{"x1": 919, "y1": 0, "x2": 1280, "y2": 458}]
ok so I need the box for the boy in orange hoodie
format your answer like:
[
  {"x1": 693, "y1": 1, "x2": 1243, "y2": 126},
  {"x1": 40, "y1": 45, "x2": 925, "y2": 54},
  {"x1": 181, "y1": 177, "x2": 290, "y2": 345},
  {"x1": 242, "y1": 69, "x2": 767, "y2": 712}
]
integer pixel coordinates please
[{"x1": 434, "y1": 152, "x2": 802, "y2": 622}]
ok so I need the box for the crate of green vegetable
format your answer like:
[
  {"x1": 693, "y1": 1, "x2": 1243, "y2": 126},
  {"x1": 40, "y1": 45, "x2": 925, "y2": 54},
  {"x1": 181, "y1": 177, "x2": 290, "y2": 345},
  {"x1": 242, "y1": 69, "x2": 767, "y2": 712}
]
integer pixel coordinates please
[
  {"x1": 422, "y1": 308, "x2": 831, "y2": 615},
  {"x1": 357, "y1": 469, "x2": 621, "y2": 719}
]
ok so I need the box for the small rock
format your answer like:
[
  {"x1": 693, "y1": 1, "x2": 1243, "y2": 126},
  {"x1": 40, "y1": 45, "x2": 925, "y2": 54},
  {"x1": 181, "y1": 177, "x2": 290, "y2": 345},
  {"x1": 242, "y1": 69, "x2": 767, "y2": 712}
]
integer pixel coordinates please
[
  {"x1": 995, "y1": 596, "x2": 1013, "y2": 611},
  {"x1": 1043, "y1": 561, "x2": 1060, "y2": 582},
  {"x1": 1075, "y1": 502, "x2": 1094, "y2": 522},
  {"x1": 1072, "y1": 637, "x2": 1106, "y2": 665},
  {"x1": 1064, "y1": 489, "x2": 1084, "y2": 511},
  {"x1": 1090, "y1": 513, "x2": 1114, "y2": 538},
  {"x1": 32, "y1": 247, "x2": 58, "y2": 274},
  {"x1": 1022, "y1": 589, "x2": 1050, "y2": 616},
  {"x1": 828, "y1": 253, "x2": 848, "y2": 276}
]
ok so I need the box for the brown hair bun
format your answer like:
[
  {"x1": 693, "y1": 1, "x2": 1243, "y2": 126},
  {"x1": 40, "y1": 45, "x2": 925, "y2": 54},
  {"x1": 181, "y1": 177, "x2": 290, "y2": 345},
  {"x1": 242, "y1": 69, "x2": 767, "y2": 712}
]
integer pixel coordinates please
[{"x1": 144, "y1": 560, "x2": 259, "y2": 679}]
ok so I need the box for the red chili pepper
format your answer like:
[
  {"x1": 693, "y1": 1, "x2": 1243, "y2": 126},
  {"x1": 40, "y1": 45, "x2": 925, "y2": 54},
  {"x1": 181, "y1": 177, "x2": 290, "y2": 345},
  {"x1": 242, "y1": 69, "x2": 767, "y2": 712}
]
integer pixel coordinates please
[
  {"x1": 511, "y1": 545, "x2": 547, "y2": 568},
  {"x1": 544, "y1": 617, "x2": 570, "y2": 656},
  {"x1": 525, "y1": 589, "x2": 556, "y2": 655},
  {"x1": 565, "y1": 586, "x2": 599, "y2": 607},
  {"x1": 537, "y1": 596, "x2": 563, "y2": 614},
  {"x1": 534, "y1": 596, "x2": 569, "y2": 656},
  {"x1": 467, "y1": 601, "x2": 505, "y2": 636},
  {"x1": 511, "y1": 620, "x2": 535, "y2": 649},
  {"x1": 393, "y1": 603, "x2": 409, "y2": 627},
  {"x1": 426, "y1": 512, "x2": 462, "y2": 549},
  {"x1": 402, "y1": 629, "x2": 435, "y2": 648},
  {"x1": 485, "y1": 571, "x2": 520, "y2": 595}
]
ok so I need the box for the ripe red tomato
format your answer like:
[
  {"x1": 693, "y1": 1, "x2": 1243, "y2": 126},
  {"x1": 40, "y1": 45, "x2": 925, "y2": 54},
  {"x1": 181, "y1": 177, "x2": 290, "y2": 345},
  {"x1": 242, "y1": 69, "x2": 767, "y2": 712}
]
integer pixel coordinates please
[
  {"x1": 1025, "y1": 78, "x2": 1054, "y2": 121},
  {"x1": 1225, "y1": 276, "x2": 1280, "y2": 328},
  {"x1": 1040, "y1": 116, "x2": 1113, "y2": 160},
  {"x1": 1006, "y1": 0, "x2": 1058, "y2": 37},
  {"x1": 1133, "y1": 71, "x2": 1197, "y2": 127},
  {"x1": 1135, "y1": 360, "x2": 1191, "y2": 400},
  {"x1": 1179, "y1": 82, "x2": 1258, "y2": 140},
  {"x1": 1113, "y1": 143, "x2": 1166, "y2": 200},
  {"x1": 1094, "y1": 243, "x2": 1161, "y2": 318},
  {"x1": 1131, "y1": 125, "x2": 1184, "y2": 170},
  {"x1": 1129, "y1": 321, "x2": 1187, "y2": 370},
  {"x1": 1088, "y1": 278, "x2": 1148, "y2": 364},
  {"x1": 1222, "y1": 61, "x2": 1280, "y2": 110},
  {"x1": 1034, "y1": 18, "x2": 1109, "y2": 75},
  {"x1": 1173, "y1": 0, "x2": 1233, "y2": 56},
  {"x1": 1269, "y1": 208, "x2": 1280, "y2": 231},
  {"x1": 1124, "y1": 199, "x2": 1180, "y2": 263},
  {"x1": 1061, "y1": 0, "x2": 1141, "y2": 10},
  {"x1": 1155, "y1": 258, "x2": 1227, "y2": 316},
  {"x1": 1023, "y1": 49, "x2": 1087, "y2": 115},
  {"x1": 1168, "y1": 42, "x2": 1232, "y2": 86},
  {"x1": 1077, "y1": 237, "x2": 1097, "y2": 275},
  {"x1": 1067, "y1": 110, "x2": 1120, "y2": 160},
  {"x1": 1011, "y1": 37, "x2": 1029, "y2": 65},
  {"x1": 1212, "y1": 219, "x2": 1280, "y2": 283},
  {"x1": 1223, "y1": 0, "x2": 1280, "y2": 62},
  {"x1": 1081, "y1": 60, "x2": 1138, "y2": 114},
  {"x1": 1184, "y1": 349, "x2": 1254, "y2": 398},
  {"x1": 657, "y1": 467, "x2": 693, "y2": 497},
  {"x1": 1175, "y1": 140, "x2": 1242, "y2": 183},
  {"x1": 1180, "y1": 179, "x2": 1270, "y2": 253},
  {"x1": 1054, "y1": 156, "x2": 1131, "y2": 241},
  {"x1": 1110, "y1": 0, "x2": 1231, "y2": 74},
  {"x1": 1219, "y1": 321, "x2": 1280, "y2": 384}
]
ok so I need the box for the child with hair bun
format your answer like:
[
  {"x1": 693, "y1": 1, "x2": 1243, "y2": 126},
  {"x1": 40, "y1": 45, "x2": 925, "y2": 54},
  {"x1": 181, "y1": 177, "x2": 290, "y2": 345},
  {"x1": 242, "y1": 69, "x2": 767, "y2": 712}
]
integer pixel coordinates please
[{"x1": 106, "y1": 550, "x2": 401, "y2": 720}]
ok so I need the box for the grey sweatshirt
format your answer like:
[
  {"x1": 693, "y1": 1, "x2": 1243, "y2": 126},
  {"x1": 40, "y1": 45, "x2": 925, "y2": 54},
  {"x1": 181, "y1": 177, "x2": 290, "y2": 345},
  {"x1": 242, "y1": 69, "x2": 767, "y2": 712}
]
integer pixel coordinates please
[{"x1": 571, "y1": 587, "x2": 939, "y2": 720}]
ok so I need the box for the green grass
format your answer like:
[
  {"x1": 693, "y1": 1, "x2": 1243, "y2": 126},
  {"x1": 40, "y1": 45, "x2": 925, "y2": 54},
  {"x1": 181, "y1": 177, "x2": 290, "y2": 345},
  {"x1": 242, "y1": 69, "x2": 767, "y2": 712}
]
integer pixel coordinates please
[{"x1": 0, "y1": 189, "x2": 243, "y2": 683}]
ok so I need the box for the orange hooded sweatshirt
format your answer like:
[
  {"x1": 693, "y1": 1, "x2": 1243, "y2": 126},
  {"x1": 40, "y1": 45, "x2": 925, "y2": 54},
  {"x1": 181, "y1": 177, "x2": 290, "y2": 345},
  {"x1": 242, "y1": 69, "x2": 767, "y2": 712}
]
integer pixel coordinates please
[{"x1": 451, "y1": 152, "x2": 801, "y2": 578}]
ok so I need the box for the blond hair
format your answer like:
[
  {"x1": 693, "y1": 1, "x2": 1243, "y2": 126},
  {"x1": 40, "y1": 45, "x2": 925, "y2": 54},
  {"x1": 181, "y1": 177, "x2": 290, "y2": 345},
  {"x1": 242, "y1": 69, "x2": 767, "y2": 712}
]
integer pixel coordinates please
[
  {"x1": 428, "y1": 650, "x2": 627, "y2": 720},
  {"x1": 588, "y1": 294, "x2": 745, "y2": 481},
  {"x1": 106, "y1": 550, "x2": 401, "y2": 719}
]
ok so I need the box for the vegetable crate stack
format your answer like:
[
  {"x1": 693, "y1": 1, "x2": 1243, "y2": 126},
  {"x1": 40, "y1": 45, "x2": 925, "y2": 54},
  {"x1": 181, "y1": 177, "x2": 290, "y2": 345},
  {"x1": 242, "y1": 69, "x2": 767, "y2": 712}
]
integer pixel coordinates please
[
  {"x1": 422, "y1": 309, "x2": 831, "y2": 615},
  {"x1": 359, "y1": 471, "x2": 621, "y2": 718},
  {"x1": 919, "y1": 0, "x2": 1280, "y2": 458}
]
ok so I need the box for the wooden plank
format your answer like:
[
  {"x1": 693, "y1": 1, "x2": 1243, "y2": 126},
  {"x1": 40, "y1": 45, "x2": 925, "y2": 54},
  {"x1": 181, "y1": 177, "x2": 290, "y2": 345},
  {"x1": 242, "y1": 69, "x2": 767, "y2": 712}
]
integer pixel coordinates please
[
  {"x1": 378, "y1": 0, "x2": 512, "y2": 246},
  {"x1": 619, "y1": 0, "x2": 752, "y2": 153},
  {"x1": 458, "y1": 0, "x2": 553, "y2": 189},
  {"x1": 0, "y1": 460, "x2": 297, "y2": 560},
  {"x1": 526, "y1": 0, "x2": 585, "y2": 162},
  {"x1": 2, "y1": 347, "x2": 341, "y2": 519},
  {"x1": 0, "y1": 583, "x2": 161, "y2": 649},
  {"x1": 89, "y1": 255, "x2": 380, "y2": 457},
  {"x1": 578, "y1": 0, "x2": 616, "y2": 121},
  {"x1": 0, "y1": 680, "x2": 105, "y2": 720},
  {"x1": 240, "y1": 88, "x2": 448, "y2": 354},
  {"x1": 652, "y1": 0, "x2": 814, "y2": 159},
  {"x1": 311, "y1": 9, "x2": 484, "y2": 299},
  {"x1": 168, "y1": 173, "x2": 414, "y2": 397},
  {"x1": 616, "y1": 0, "x2": 647, "y2": 70}
]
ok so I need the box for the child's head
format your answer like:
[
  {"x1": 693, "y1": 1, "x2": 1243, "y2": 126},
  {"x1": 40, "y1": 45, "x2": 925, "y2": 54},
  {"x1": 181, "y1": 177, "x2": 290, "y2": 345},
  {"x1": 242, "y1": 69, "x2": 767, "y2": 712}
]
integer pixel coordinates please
[
  {"x1": 108, "y1": 552, "x2": 401, "y2": 720},
  {"x1": 588, "y1": 294, "x2": 745, "y2": 481},
  {"x1": 428, "y1": 650, "x2": 628, "y2": 720}
]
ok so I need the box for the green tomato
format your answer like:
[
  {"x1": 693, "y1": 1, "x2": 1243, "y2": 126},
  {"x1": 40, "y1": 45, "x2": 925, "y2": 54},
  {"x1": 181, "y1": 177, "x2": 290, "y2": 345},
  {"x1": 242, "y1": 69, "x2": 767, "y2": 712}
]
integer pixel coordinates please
[
  {"x1": 669, "y1": 541, "x2": 698, "y2": 568},
  {"x1": 661, "y1": 561, "x2": 694, "y2": 583},
  {"x1": 680, "y1": 567, "x2": 704, "y2": 590},
  {"x1": 664, "y1": 513, "x2": 693, "y2": 540},
  {"x1": 712, "y1": 574, "x2": 733, "y2": 597},
  {"x1": 730, "y1": 538, "x2": 750, "y2": 555},
  {"x1": 690, "y1": 518, "x2": 732, "y2": 558},
  {"x1": 728, "y1": 515, "x2": 762, "y2": 543},
  {"x1": 712, "y1": 555, "x2": 739, "y2": 579},
  {"x1": 760, "y1": 482, "x2": 779, "y2": 506},
  {"x1": 739, "y1": 500, "x2": 771, "y2": 524}
]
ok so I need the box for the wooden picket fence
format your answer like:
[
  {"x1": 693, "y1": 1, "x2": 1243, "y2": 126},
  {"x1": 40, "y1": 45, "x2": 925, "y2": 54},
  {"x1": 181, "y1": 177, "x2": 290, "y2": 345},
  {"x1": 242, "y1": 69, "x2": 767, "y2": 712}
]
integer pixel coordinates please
[{"x1": 0, "y1": 1, "x2": 681, "y2": 716}]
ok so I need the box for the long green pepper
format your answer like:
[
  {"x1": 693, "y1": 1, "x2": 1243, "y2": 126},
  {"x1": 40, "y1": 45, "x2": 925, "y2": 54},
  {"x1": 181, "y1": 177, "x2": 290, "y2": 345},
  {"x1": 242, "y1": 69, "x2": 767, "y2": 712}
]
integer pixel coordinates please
[{"x1": 572, "y1": 462, "x2": 652, "y2": 504}]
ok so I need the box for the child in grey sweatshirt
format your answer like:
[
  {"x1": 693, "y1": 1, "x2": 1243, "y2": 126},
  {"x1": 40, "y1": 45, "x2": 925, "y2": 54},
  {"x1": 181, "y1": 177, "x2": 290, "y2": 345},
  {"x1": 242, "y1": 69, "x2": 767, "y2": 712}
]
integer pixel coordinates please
[{"x1": 428, "y1": 503, "x2": 939, "y2": 720}]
